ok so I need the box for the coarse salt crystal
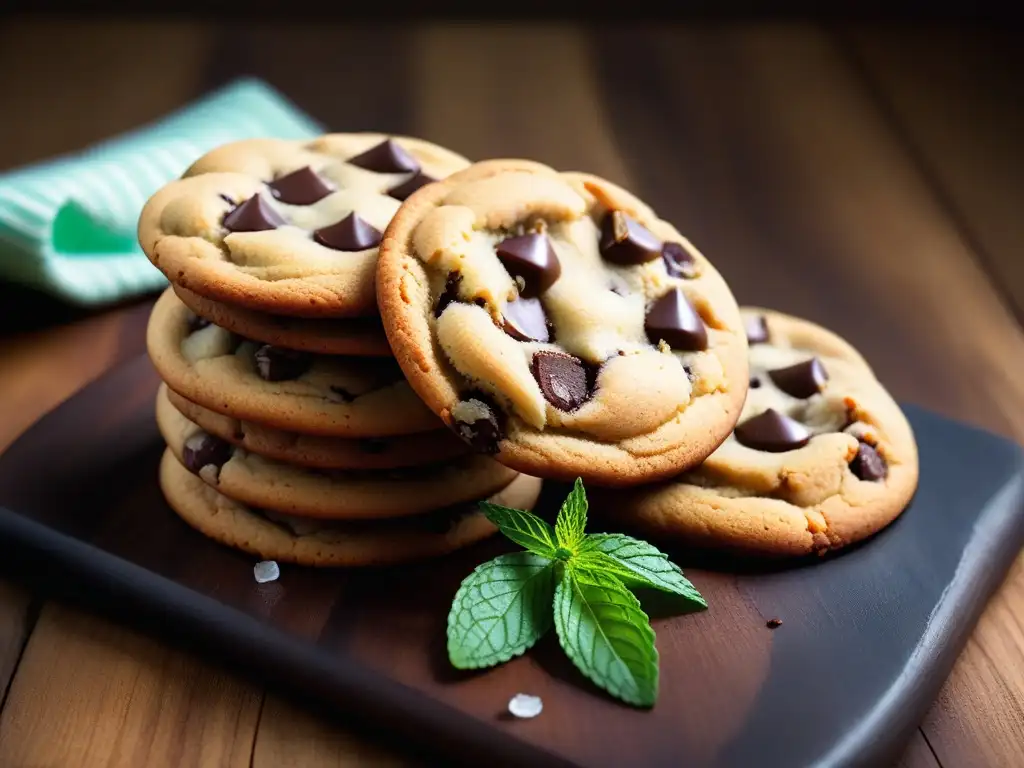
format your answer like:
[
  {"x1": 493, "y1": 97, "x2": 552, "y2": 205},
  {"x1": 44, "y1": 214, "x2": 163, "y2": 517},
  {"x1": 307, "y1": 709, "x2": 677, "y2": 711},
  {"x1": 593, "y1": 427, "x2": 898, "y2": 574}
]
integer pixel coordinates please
[
  {"x1": 254, "y1": 560, "x2": 280, "y2": 583},
  {"x1": 508, "y1": 693, "x2": 543, "y2": 719}
]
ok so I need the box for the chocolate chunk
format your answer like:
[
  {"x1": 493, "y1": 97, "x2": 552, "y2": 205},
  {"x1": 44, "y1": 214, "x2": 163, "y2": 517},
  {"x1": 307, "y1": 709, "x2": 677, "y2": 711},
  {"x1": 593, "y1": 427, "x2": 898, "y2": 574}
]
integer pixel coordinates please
[
  {"x1": 453, "y1": 396, "x2": 504, "y2": 454},
  {"x1": 599, "y1": 211, "x2": 662, "y2": 265},
  {"x1": 268, "y1": 166, "x2": 333, "y2": 205},
  {"x1": 745, "y1": 315, "x2": 769, "y2": 345},
  {"x1": 662, "y1": 242, "x2": 697, "y2": 279},
  {"x1": 766, "y1": 618, "x2": 783, "y2": 629},
  {"x1": 313, "y1": 213, "x2": 382, "y2": 251},
  {"x1": 359, "y1": 437, "x2": 389, "y2": 454},
  {"x1": 645, "y1": 288, "x2": 708, "y2": 351},
  {"x1": 254, "y1": 344, "x2": 313, "y2": 381},
  {"x1": 388, "y1": 171, "x2": 437, "y2": 201},
  {"x1": 734, "y1": 409, "x2": 811, "y2": 452},
  {"x1": 185, "y1": 310, "x2": 210, "y2": 334},
  {"x1": 182, "y1": 431, "x2": 232, "y2": 474},
  {"x1": 531, "y1": 351, "x2": 591, "y2": 412},
  {"x1": 222, "y1": 194, "x2": 286, "y2": 232},
  {"x1": 435, "y1": 272, "x2": 463, "y2": 318},
  {"x1": 495, "y1": 234, "x2": 561, "y2": 297},
  {"x1": 768, "y1": 358, "x2": 829, "y2": 399},
  {"x1": 850, "y1": 441, "x2": 887, "y2": 481},
  {"x1": 347, "y1": 139, "x2": 420, "y2": 174},
  {"x1": 502, "y1": 297, "x2": 549, "y2": 343}
]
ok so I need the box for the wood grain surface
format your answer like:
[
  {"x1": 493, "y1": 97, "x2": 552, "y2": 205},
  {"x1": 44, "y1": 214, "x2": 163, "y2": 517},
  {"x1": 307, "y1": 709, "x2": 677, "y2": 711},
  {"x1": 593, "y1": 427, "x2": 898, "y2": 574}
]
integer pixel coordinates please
[{"x1": 0, "y1": 15, "x2": 1021, "y2": 767}]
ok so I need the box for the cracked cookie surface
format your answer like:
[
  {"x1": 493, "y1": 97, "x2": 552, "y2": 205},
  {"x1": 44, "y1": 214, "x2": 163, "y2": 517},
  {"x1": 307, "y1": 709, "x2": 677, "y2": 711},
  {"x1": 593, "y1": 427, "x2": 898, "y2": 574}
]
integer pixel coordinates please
[
  {"x1": 139, "y1": 133, "x2": 470, "y2": 318},
  {"x1": 157, "y1": 390, "x2": 519, "y2": 519},
  {"x1": 376, "y1": 159, "x2": 747, "y2": 486},
  {"x1": 598, "y1": 308, "x2": 919, "y2": 556},
  {"x1": 160, "y1": 451, "x2": 542, "y2": 566},
  {"x1": 147, "y1": 287, "x2": 440, "y2": 437}
]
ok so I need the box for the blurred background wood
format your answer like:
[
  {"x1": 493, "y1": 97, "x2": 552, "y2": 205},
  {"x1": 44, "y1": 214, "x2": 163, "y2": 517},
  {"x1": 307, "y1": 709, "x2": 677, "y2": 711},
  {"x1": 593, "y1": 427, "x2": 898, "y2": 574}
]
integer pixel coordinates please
[{"x1": 0, "y1": 15, "x2": 1021, "y2": 767}]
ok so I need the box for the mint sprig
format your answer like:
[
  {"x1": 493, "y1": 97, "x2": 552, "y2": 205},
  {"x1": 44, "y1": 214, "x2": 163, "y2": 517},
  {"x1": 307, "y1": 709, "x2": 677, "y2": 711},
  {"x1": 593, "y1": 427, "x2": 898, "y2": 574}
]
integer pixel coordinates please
[{"x1": 447, "y1": 478, "x2": 706, "y2": 707}]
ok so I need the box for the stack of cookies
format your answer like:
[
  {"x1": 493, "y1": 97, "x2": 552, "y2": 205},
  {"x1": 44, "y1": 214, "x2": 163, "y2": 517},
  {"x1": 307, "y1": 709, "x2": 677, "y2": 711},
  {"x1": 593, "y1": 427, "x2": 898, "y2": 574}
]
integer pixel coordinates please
[
  {"x1": 142, "y1": 141, "x2": 920, "y2": 564},
  {"x1": 141, "y1": 134, "x2": 543, "y2": 566}
]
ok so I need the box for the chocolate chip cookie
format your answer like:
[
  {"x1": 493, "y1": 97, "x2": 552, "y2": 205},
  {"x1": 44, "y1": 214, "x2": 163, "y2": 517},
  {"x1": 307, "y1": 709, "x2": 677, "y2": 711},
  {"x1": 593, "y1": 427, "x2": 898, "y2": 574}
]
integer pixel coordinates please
[
  {"x1": 173, "y1": 284, "x2": 391, "y2": 357},
  {"x1": 147, "y1": 287, "x2": 440, "y2": 437},
  {"x1": 162, "y1": 384, "x2": 468, "y2": 470},
  {"x1": 157, "y1": 390, "x2": 520, "y2": 519},
  {"x1": 376, "y1": 159, "x2": 748, "y2": 486},
  {"x1": 160, "y1": 451, "x2": 542, "y2": 566},
  {"x1": 139, "y1": 134, "x2": 470, "y2": 318},
  {"x1": 597, "y1": 308, "x2": 919, "y2": 556}
]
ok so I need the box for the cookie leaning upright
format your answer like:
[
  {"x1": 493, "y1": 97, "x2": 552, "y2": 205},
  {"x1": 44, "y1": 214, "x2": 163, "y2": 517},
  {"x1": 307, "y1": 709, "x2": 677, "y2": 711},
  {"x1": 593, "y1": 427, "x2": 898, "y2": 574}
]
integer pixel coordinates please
[
  {"x1": 138, "y1": 134, "x2": 470, "y2": 318},
  {"x1": 376, "y1": 159, "x2": 748, "y2": 486},
  {"x1": 599, "y1": 308, "x2": 920, "y2": 556}
]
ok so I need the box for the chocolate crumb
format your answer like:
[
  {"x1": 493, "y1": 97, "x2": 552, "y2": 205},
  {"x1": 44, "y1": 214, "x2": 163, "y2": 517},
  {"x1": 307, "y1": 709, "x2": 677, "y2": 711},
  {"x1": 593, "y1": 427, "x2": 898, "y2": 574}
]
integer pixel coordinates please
[{"x1": 766, "y1": 618, "x2": 783, "y2": 629}]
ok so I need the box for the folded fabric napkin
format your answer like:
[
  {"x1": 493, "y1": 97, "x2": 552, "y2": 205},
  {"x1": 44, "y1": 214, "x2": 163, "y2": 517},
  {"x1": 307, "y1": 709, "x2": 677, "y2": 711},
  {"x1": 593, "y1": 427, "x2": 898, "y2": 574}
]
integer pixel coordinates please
[{"x1": 0, "y1": 78, "x2": 323, "y2": 306}]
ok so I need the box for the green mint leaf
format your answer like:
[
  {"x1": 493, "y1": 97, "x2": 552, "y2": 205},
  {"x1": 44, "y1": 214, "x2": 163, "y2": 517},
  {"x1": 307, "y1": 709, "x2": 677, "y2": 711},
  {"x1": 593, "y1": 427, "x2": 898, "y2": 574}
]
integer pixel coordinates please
[
  {"x1": 479, "y1": 502, "x2": 559, "y2": 558},
  {"x1": 553, "y1": 566, "x2": 659, "y2": 707},
  {"x1": 555, "y1": 477, "x2": 588, "y2": 552},
  {"x1": 448, "y1": 552, "x2": 557, "y2": 669},
  {"x1": 579, "y1": 534, "x2": 707, "y2": 608}
]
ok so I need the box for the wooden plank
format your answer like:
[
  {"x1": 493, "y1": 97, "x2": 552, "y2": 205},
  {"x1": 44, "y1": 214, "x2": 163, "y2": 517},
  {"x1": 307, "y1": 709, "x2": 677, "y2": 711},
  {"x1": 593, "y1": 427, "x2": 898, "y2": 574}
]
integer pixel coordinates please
[
  {"x1": 251, "y1": 695, "x2": 416, "y2": 768},
  {"x1": 894, "y1": 729, "x2": 941, "y2": 768},
  {"x1": 838, "y1": 24, "x2": 1024, "y2": 323},
  {"x1": 0, "y1": 604, "x2": 261, "y2": 767}
]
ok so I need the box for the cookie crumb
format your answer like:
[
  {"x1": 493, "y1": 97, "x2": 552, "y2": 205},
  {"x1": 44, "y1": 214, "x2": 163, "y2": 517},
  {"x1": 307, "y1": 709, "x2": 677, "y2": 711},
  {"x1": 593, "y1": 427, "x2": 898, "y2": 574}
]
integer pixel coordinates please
[
  {"x1": 254, "y1": 560, "x2": 280, "y2": 583},
  {"x1": 766, "y1": 618, "x2": 783, "y2": 629},
  {"x1": 508, "y1": 693, "x2": 543, "y2": 719}
]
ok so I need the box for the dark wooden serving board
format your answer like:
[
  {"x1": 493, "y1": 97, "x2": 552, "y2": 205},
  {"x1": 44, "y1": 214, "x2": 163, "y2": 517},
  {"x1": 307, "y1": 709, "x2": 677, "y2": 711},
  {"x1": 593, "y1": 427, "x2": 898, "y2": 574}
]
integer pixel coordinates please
[{"x1": 0, "y1": 355, "x2": 1021, "y2": 768}]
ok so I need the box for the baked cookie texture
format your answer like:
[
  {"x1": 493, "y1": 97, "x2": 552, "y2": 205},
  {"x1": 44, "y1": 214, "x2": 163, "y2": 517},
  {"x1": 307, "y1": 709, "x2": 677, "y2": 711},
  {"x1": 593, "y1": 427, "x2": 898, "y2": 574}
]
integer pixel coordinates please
[
  {"x1": 147, "y1": 287, "x2": 442, "y2": 437},
  {"x1": 139, "y1": 134, "x2": 471, "y2": 318},
  {"x1": 156, "y1": 388, "x2": 518, "y2": 519},
  {"x1": 162, "y1": 384, "x2": 468, "y2": 470},
  {"x1": 599, "y1": 308, "x2": 919, "y2": 556},
  {"x1": 376, "y1": 159, "x2": 748, "y2": 487},
  {"x1": 173, "y1": 284, "x2": 391, "y2": 357},
  {"x1": 160, "y1": 451, "x2": 542, "y2": 566}
]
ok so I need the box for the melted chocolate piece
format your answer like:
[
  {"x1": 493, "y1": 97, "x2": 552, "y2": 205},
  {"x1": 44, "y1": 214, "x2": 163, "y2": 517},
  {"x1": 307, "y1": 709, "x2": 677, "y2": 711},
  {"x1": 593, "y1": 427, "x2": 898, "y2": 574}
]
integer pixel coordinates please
[
  {"x1": 184, "y1": 310, "x2": 210, "y2": 334},
  {"x1": 734, "y1": 409, "x2": 811, "y2": 452},
  {"x1": 452, "y1": 395, "x2": 504, "y2": 455},
  {"x1": 182, "y1": 431, "x2": 233, "y2": 474},
  {"x1": 388, "y1": 171, "x2": 437, "y2": 201},
  {"x1": 502, "y1": 297, "x2": 549, "y2": 343},
  {"x1": 662, "y1": 241, "x2": 697, "y2": 278},
  {"x1": 768, "y1": 358, "x2": 829, "y2": 399},
  {"x1": 435, "y1": 272, "x2": 463, "y2": 318},
  {"x1": 599, "y1": 211, "x2": 662, "y2": 265},
  {"x1": 222, "y1": 194, "x2": 286, "y2": 232},
  {"x1": 531, "y1": 351, "x2": 591, "y2": 412},
  {"x1": 745, "y1": 315, "x2": 769, "y2": 345},
  {"x1": 495, "y1": 234, "x2": 561, "y2": 297},
  {"x1": 254, "y1": 345, "x2": 313, "y2": 382},
  {"x1": 850, "y1": 441, "x2": 887, "y2": 481},
  {"x1": 313, "y1": 213, "x2": 382, "y2": 251},
  {"x1": 645, "y1": 288, "x2": 708, "y2": 351},
  {"x1": 347, "y1": 139, "x2": 420, "y2": 173},
  {"x1": 268, "y1": 166, "x2": 333, "y2": 205}
]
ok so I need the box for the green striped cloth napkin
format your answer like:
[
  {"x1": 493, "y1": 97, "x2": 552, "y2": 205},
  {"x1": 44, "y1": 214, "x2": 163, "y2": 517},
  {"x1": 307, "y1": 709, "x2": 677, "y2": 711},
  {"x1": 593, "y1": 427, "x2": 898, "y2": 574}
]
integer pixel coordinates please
[{"x1": 0, "y1": 78, "x2": 323, "y2": 306}]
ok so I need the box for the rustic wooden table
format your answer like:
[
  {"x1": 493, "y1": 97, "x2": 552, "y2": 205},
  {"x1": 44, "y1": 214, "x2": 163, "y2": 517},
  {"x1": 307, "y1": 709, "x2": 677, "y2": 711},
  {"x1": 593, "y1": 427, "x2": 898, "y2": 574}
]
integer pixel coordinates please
[{"x1": 0, "y1": 17, "x2": 1022, "y2": 767}]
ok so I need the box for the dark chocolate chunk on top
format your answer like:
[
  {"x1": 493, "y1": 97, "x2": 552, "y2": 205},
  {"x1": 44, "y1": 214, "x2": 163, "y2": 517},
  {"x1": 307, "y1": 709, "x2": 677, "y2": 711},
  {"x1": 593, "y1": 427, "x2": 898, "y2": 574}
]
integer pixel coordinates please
[
  {"x1": 268, "y1": 166, "x2": 334, "y2": 205},
  {"x1": 850, "y1": 440, "x2": 887, "y2": 481},
  {"x1": 388, "y1": 171, "x2": 437, "y2": 201},
  {"x1": 502, "y1": 297, "x2": 550, "y2": 343},
  {"x1": 182, "y1": 431, "x2": 233, "y2": 474},
  {"x1": 313, "y1": 213, "x2": 382, "y2": 252},
  {"x1": 599, "y1": 211, "x2": 662, "y2": 265},
  {"x1": 734, "y1": 409, "x2": 812, "y2": 452},
  {"x1": 531, "y1": 351, "x2": 592, "y2": 412},
  {"x1": 662, "y1": 241, "x2": 698, "y2": 278},
  {"x1": 645, "y1": 288, "x2": 708, "y2": 351},
  {"x1": 768, "y1": 358, "x2": 829, "y2": 399},
  {"x1": 495, "y1": 233, "x2": 561, "y2": 297},
  {"x1": 222, "y1": 195, "x2": 286, "y2": 233},
  {"x1": 347, "y1": 139, "x2": 420, "y2": 174}
]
